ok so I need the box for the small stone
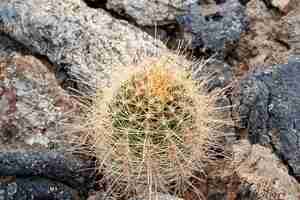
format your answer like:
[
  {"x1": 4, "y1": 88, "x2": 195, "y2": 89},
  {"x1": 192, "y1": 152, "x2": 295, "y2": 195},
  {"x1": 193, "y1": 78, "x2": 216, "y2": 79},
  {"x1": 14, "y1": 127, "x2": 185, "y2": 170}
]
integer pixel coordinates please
[
  {"x1": 271, "y1": 0, "x2": 290, "y2": 13},
  {"x1": 6, "y1": 182, "x2": 17, "y2": 196}
]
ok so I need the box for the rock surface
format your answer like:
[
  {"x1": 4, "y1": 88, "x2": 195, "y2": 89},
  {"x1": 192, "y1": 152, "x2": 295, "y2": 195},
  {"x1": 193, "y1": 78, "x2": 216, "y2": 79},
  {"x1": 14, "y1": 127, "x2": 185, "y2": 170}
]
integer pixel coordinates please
[
  {"x1": 233, "y1": 56, "x2": 300, "y2": 180},
  {"x1": 106, "y1": 0, "x2": 192, "y2": 26},
  {"x1": 0, "y1": 150, "x2": 96, "y2": 199},
  {"x1": 0, "y1": 177, "x2": 79, "y2": 200},
  {"x1": 0, "y1": 34, "x2": 74, "y2": 148},
  {"x1": 177, "y1": 0, "x2": 248, "y2": 57},
  {"x1": 0, "y1": 0, "x2": 164, "y2": 94},
  {"x1": 230, "y1": 140, "x2": 300, "y2": 199},
  {"x1": 0, "y1": 151, "x2": 95, "y2": 191},
  {"x1": 284, "y1": 0, "x2": 300, "y2": 56},
  {"x1": 207, "y1": 140, "x2": 300, "y2": 199},
  {"x1": 235, "y1": 0, "x2": 291, "y2": 71}
]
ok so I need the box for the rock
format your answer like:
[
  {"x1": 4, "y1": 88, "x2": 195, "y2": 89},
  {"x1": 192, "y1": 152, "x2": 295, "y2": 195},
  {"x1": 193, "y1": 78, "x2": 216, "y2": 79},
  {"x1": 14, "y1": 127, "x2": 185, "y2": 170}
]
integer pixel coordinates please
[
  {"x1": 235, "y1": 0, "x2": 290, "y2": 70},
  {"x1": 231, "y1": 140, "x2": 300, "y2": 199},
  {"x1": 0, "y1": 177, "x2": 79, "y2": 200},
  {"x1": 233, "y1": 56, "x2": 300, "y2": 180},
  {"x1": 0, "y1": 40, "x2": 96, "y2": 193},
  {"x1": 207, "y1": 140, "x2": 300, "y2": 199},
  {"x1": 0, "y1": 151, "x2": 96, "y2": 192},
  {"x1": 0, "y1": 34, "x2": 75, "y2": 148},
  {"x1": 284, "y1": 0, "x2": 300, "y2": 56},
  {"x1": 106, "y1": 0, "x2": 192, "y2": 26},
  {"x1": 0, "y1": 0, "x2": 164, "y2": 94},
  {"x1": 177, "y1": 0, "x2": 248, "y2": 57}
]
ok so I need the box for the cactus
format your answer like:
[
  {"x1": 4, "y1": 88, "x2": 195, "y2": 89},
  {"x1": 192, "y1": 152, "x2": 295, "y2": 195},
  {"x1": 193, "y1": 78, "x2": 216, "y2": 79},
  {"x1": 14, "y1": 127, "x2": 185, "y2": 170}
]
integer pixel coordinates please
[{"x1": 76, "y1": 53, "x2": 230, "y2": 199}]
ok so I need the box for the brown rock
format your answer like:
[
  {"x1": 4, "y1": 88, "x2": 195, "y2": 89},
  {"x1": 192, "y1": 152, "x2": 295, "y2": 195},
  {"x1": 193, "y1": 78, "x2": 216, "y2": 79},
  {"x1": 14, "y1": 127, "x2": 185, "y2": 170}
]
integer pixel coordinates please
[
  {"x1": 0, "y1": 35, "x2": 75, "y2": 149},
  {"x1": 229, "y1": 140, "x2": 300, "y2": 199},
  {"x1": 235, "y1": 0, "x2": 290, "y2": 71}
]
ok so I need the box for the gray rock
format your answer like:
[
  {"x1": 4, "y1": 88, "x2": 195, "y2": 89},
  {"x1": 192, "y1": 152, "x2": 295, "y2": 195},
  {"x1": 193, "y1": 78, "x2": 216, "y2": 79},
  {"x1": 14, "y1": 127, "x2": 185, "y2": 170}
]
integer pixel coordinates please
[
  {"x1": 0, "y1": 177, "x2": 79, "y2": 200},
  {"x1": 106, "y1": 0, "x2": 194, "y2": 26},
  {"x1": 0, "y1": 0, "x2": 164, "y2": 94},
  {"x1": 0, "y1": 151, "x2": 96, "y2": 192},
  {"x1": 233, "y1": 56, "x2": 300, "y2": 180},
  {"x1": 0, "y1": 34, "x2": 75, "y2": 148},
  {"x1": 177, "y1": 0, "x2": 248, "y2": 57}
]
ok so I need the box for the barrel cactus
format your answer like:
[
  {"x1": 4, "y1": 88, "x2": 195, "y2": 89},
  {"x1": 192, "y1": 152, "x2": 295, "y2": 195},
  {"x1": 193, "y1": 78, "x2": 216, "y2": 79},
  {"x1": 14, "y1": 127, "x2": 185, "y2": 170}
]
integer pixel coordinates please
[{"x1": 75, "y1": 53, "x2": 230, "y2": 199}]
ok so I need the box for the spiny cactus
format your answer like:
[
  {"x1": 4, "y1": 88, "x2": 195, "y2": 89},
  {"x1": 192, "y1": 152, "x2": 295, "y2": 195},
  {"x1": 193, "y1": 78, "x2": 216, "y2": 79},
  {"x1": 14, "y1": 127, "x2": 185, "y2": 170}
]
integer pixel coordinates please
[{"x1": 75, "y1": 53, "x2": 230, "y2": 199}]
